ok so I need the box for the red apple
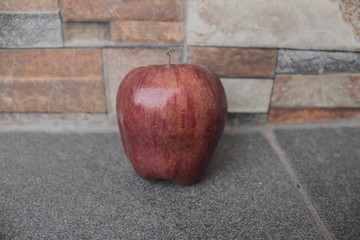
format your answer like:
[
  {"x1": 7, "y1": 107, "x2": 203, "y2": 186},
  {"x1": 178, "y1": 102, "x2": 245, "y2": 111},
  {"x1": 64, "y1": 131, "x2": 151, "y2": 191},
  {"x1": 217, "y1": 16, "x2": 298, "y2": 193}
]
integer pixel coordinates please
[{"x1": 116, "y1": 53, "x2": 227, "y2": 184}]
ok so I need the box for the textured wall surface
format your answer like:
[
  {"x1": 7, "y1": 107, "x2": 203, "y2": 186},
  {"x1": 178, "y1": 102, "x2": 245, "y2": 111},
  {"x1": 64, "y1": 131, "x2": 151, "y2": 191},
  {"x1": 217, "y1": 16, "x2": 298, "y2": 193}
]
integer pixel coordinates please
[
  {"x1": 188, "y1": 0, "x2": 360, "y2": 50},
  {"x1": 0, "y1": 0, "x2": 359, "y2": 126}
]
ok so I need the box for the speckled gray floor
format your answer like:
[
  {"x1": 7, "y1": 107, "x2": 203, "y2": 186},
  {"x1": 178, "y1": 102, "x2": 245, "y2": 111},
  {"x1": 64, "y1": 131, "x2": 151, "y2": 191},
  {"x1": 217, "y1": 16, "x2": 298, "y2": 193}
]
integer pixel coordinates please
[
  {"x1": 275, "y1": 127, "x2": 360, "y2": 240},
  {"x1": 0, "y1": 124, "x2": 359, "y2": 239}
]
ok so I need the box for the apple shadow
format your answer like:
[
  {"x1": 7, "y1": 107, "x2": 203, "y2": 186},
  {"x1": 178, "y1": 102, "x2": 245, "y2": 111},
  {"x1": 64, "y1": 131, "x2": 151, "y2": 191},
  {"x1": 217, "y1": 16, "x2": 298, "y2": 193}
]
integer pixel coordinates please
[{"x1": 200, "y1": 132, "x2": 253, "y2": 184}]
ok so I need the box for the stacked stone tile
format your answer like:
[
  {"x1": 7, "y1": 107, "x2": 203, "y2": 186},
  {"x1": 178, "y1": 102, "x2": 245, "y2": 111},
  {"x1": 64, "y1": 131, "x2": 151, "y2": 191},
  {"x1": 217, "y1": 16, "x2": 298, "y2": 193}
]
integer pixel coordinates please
[
  {"x1": 0, "y1": 0, "x2": 359, "y2": 125},
  {"x1": 271, "y1": 50, "x2": 360, "y2": 122}
]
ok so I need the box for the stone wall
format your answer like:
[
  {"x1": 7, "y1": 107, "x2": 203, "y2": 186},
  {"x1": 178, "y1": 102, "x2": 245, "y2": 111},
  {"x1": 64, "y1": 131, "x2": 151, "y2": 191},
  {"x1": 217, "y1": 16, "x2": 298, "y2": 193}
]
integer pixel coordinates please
[{"x1": 0, "y1": 0, "x2": 359, "y2": 127}]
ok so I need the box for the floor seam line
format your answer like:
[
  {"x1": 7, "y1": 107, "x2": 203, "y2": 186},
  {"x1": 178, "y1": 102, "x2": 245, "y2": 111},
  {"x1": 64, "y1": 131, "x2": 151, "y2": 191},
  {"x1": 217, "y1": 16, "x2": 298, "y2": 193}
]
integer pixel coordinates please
[{"x1": 263, "y1": 128, "x2": 334, "y2": 240}]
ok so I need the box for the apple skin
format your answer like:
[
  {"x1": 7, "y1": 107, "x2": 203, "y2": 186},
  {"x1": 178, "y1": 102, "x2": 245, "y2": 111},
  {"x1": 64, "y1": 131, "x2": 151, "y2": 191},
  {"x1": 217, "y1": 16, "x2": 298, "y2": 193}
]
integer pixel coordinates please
[{"x1": 116, "y1": 64, "x2": 227, "y2": 184}]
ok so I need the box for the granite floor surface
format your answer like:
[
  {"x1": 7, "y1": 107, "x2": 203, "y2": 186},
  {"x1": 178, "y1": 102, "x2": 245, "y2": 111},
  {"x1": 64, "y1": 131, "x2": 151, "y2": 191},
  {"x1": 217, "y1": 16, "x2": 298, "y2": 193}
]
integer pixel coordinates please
[{"x1": 0, "y1": 123, "x2": 359, "y2": 239}]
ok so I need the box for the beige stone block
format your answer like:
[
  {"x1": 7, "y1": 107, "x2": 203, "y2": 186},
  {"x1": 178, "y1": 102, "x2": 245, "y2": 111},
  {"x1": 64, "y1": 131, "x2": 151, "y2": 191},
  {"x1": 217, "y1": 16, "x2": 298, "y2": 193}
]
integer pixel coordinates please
[
  {"x1": 187, "y1": 0, "x2": 360, "y2": 50},
  {"x1": 220, "y1": 78, "x2": 273, "y2": 113},
  {"x1": 336, "y1": 0, "x2": 360, "y2": 39},
  {"x1": 63, "y1": 22, "x2": 111, "y2": 47}
]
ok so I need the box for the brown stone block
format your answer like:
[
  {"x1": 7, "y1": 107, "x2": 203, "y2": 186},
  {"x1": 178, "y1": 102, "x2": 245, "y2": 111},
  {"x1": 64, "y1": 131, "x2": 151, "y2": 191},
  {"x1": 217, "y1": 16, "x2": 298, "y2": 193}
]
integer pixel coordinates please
[
  {"x1": 272, "y1": 74, "x2": 360, "y2": 108},
  {"x1": 268, "y1": 107, "x2": 360, "y2": 122},
  {"x1": 111, "y1": 21, "x2": 184, "y2": 45},
  {"x1": 60, "y1": 0, "x2": 183, "y2": 22},
  {"x1": 0, "y1": 49, "x2": 106, "y2": 112},
  {"x1": 0, "y1": 49, "x2": 102, "y2": 78},
  {"x1": 187, "y1": 46, "x2": 276, "y2": 78},
  {"x1": 0, "y1": 0, "x2": 58, "y2": 12},
  {"x1": 0, "y1": 78, "x2": 106, "y2": 112}
]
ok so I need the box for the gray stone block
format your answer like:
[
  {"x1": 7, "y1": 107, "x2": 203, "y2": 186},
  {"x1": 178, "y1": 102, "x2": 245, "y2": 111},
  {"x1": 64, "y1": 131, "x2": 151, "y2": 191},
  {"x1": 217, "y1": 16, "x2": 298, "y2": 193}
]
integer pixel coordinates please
[
  {"x1": 276, "y1": 50, "x2": 360, "y2": 74},
  {"x1": 0, "y1": 13, "x2": 62, "y2": 48},
  {"x1": 227, "y1": 113, "x2": 268, "y2": 125},
  {"x1": 275, "y1": 127, "x2": 360, "y2": 239},
  {"x1": 0, "y1": 132, "x2": 325, "y2": 239}
]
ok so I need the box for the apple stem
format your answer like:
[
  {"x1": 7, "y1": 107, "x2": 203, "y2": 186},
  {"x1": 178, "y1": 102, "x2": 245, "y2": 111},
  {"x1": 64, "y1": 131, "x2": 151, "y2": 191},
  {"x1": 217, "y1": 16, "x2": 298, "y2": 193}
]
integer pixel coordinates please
[{"x1": 166, "y1": 49, "x2": 173, "y2": 68}]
